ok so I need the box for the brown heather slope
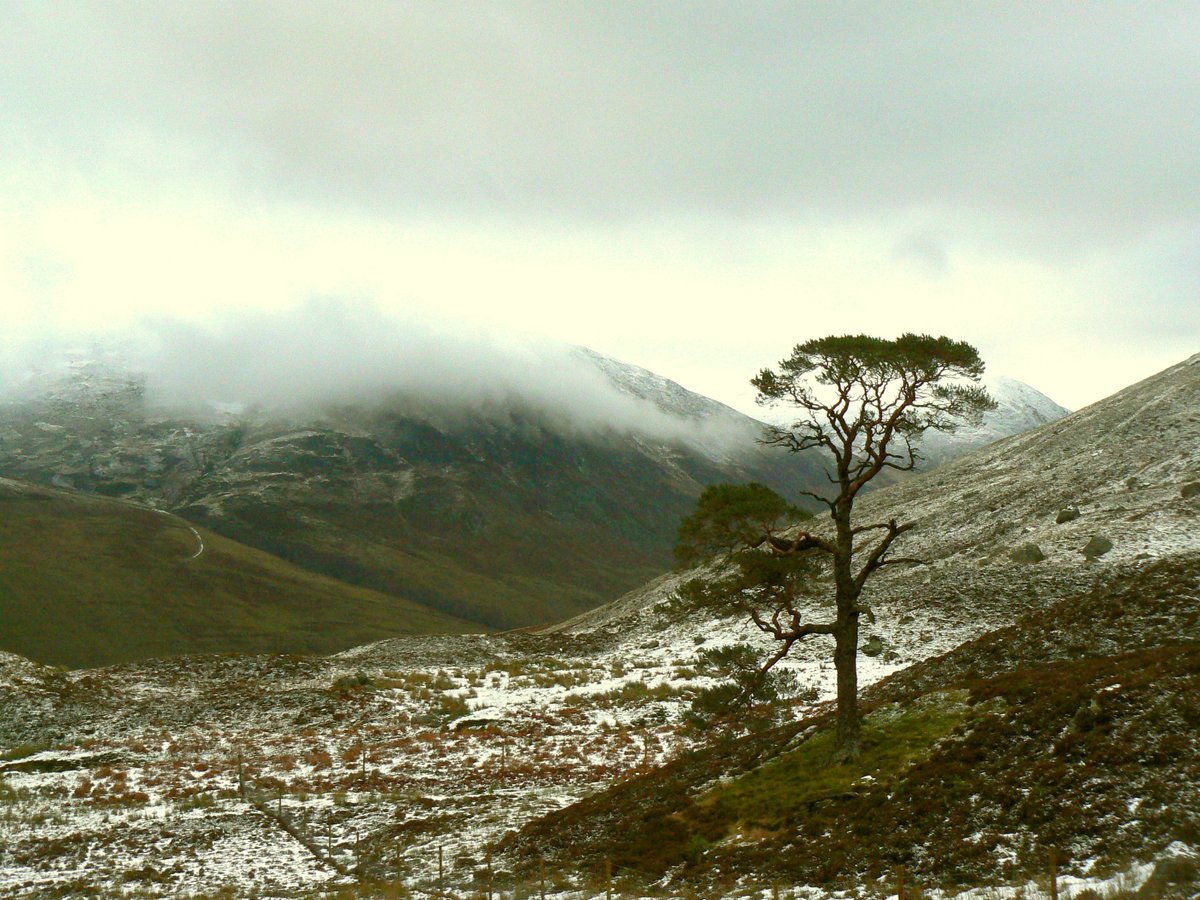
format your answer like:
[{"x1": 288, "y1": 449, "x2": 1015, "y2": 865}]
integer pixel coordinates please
[{"x1": 502, "y1": 553, "x2": 1200, "y2": 896}]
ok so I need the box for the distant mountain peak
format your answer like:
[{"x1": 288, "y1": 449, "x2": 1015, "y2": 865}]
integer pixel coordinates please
[
  {"x1": 571, "y1": 346, "x2": 745, "y2": 423},
  {"x1": 915, "y1": 374, "x2": 1069, "y2": 468}
]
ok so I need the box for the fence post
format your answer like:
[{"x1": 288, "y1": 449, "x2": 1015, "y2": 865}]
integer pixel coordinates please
[
  {"x1": 438, "y1": 845, "x2": 444, "y2": 899},
  {"x1": 1049, "y1": 846, "x2": 1059, "y2": 900},
  {"x1": 896, "y1": 864, "x2": 905, "y2": 900}
]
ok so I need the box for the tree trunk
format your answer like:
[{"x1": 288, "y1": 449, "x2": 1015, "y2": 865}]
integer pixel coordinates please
[
  {"x1": 832, "y1": 497, "x2": 861, "y2": 762},
  {"x1": 833, "y1": 619, "x2": 861, "y2": 762}
]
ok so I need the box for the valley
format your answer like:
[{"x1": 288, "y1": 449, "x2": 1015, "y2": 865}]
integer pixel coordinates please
[
  {"x1": 0, "y1": 353, "x2": 1197, "y2": 896},
  {"x1": 0, "y1": 349, "x2": 831, "y2": 644}
]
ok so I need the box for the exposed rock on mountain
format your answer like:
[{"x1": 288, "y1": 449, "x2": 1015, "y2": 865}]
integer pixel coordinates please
[{"x1": 1009, "y1": 541, "x2": 1045, "y2": 563}]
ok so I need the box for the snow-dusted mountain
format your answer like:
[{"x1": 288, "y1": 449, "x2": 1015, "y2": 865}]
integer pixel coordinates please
[
  {"x1": 573, "y1": 346, "x2": 748, "y2": 423},
  {"x1": 561, "y1": 354, "x2": 1197, "y2": 642},
  {"x1": 915, "y1": 373, "x2": 1070, "y2": 468}
]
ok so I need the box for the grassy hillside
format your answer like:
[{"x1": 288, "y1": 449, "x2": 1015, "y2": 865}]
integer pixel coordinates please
[{"x1": 0, "y1": 479, "x2": 471, "y2": 669}]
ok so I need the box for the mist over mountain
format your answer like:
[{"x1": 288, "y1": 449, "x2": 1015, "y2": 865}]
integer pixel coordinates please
[{"x1": 0, "y1": 301, "x2": 742, "y2": 449}]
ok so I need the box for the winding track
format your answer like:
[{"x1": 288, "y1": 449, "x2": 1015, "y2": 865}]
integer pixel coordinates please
[{"x1": 153, "y1": 508, "x2": 205, "y2": 560}]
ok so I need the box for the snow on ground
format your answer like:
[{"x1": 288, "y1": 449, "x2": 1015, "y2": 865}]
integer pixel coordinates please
[
  {"x1": 0, "y1": 562, "x2": 1159, "y2": 899},
  {"x1": 0, "y1": 586, "x2": 996, "y2": 898}
]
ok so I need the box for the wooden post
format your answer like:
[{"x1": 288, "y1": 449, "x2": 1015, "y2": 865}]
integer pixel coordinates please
[
  {"x1": 896, "y1": 864, "x2": 905, "y2": 900},
  {"x1": 772, "y1": 882, "x2": 780, "y2": 900},
  {"x1": 606, "y1": 858, "x2": 612, "y2": 900},
  {"x1": 1049, "y1": 846, "x2": 1059, "y2": 900},
  {"x1": 438, "y1": 845, "x2": 444, "y2": 899}
]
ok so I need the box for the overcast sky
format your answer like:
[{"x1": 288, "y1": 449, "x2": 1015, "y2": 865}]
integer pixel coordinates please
[{"x1": 2, "y1": 1, "x2": 1197, "y2": 415}]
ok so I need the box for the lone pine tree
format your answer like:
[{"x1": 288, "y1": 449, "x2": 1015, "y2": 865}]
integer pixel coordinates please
[{"x1": 676, "y1": 334, "x2": 995, "y2": 760}]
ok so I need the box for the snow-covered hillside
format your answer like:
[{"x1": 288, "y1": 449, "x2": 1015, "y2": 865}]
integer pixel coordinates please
[{"x1": 566, "y1": 353, "x2": 1199, "y2": 646}]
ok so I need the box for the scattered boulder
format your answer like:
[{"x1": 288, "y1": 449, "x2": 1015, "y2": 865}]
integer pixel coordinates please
[
  {"x1": 1010, "y1": 543, "x2": 1046, "y2": 564},
  {"x1": 861, "y1": 635, "x2": 884, "y2": 657},
  {"x1": 1081, "y1": 536, "x2": 1113, "y2": 560},
  {"x1": 1056, "y1": 505, "x2": 1081, "y2": 524},
  {"x1": 1182, "y1": 481, "x2": 1200, "y2": 499}
]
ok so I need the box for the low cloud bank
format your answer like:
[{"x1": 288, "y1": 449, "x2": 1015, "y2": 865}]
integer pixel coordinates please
[{"x1": 1, "y1": 300, "x2": 746, "y2": 447}]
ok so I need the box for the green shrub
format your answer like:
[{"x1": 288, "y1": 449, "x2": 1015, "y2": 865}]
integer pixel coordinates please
[{"x1": 684, "y1": 643, "x2": 796, "y2": 731}]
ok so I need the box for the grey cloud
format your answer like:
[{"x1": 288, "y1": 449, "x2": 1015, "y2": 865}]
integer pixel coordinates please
[
  {"x1": 3, "y1": 2, "x2": 1198, "y2": 246},
  {"x1": 86, "y1": 300, "x2": 735, "y2": 445},
  {"x1": 0, "y1": 299, "x2": 727, "y2": 440},
  {"x1": 892, "y1": 230, "x2": 949, "y2": 272}
]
